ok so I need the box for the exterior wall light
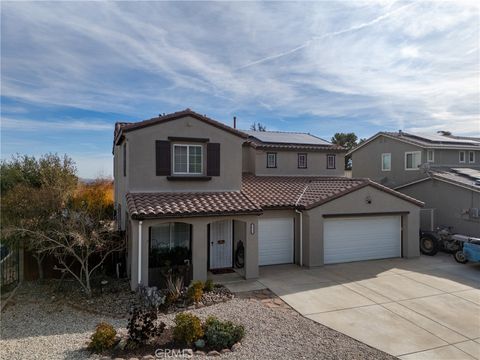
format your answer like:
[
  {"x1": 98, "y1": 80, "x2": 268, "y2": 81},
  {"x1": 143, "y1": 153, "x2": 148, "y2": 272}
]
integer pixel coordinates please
[
  {"x1": 366, "y1": 196, "x2": 372, "y2": 204},
  {"x1": 250, "y1": 223, "x2": 255, "y2": 235}
]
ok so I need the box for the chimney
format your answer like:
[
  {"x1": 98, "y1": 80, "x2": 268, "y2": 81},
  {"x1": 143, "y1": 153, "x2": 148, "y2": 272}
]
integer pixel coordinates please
[{"x1": 233, "y1": 116, "x2": 237, "y2": 129}]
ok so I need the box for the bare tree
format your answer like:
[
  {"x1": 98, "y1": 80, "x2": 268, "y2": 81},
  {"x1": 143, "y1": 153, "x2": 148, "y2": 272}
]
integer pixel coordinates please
[{"x1": 11, "y1": 210, "x2": 124, "y2": 297}]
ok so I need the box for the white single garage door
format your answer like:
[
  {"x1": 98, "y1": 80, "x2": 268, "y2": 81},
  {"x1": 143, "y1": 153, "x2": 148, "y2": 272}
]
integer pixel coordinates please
[
  {"x1": 259, "y1": 218, "x2": 294, "y2": 266},
  {"x1": 324, "y1": 216, "x2": 401, "y2": 264}
]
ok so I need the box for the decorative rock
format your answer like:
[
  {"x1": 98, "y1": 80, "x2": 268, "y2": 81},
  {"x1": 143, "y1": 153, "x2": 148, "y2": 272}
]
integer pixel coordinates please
[
  {"x1": 221, "y1": 348, "x2": 231, "y2": 354},
  {"x1": 195, "y1": 339, "x2": 205, "y2": 348},
  {"x1": 194, "y1": 350, "x2": 206, "y2": 356},
  {"x1": 115, "y1": 338, "x2": 127, "y2": 351},
  {"x1": 196, "y1": 302, "x2": 205, "y2": 308},
  {"x1": 231, "y1": 342, "x2": 241, "y2": 352},
  {"x1": 100, "y1": 357, "x2": 111, "y2": 360},
  {"x1": 207, "y1": 350, "x2": 221, "y2": 356},
  {"x1": 128, "y1": 358, "x2": 139, "y2": 360},
  {"x1": 141, "y1": 356, "x2": 155, "y2": 360},
  {"x1": 187, "y1": 305, "x2": 195, "y2": 310}
]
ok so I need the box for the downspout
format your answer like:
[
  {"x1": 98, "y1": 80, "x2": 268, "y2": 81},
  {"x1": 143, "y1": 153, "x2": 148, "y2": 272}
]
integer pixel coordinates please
[
  {"x1": 295, "y1": 209, "x2": 303, "y2": 266},
  {"x1": 295, "y1": 182, "x2": 310, "y2": 267},
  {"x1": 138, "y1": 221, "x2": 143, "y2": 285}
]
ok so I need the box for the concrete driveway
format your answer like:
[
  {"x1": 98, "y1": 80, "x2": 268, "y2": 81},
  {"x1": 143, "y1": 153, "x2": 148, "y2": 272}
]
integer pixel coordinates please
[{"x1": 258, "y1": 254, "x2": 480, "y2": 359}]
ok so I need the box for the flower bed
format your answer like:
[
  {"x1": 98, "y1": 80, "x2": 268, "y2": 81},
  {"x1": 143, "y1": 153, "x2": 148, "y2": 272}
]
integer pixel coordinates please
[{"x1": 88, "y1": 280, "x2": 239, "y2": 358}]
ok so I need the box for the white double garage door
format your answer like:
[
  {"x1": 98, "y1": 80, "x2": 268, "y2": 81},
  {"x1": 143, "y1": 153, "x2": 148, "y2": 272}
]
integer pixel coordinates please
[{"x1": 258, "y1": 216, "x2": 401, "y2": 266}]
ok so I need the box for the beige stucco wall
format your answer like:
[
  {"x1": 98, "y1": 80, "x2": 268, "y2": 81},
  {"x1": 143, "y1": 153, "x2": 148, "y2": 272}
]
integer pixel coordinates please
[
  {"x1": 113, "y1": 142, "x2": 128, "y2": 230},
  {"x1": 129, "y1": 215, "x2": 259, "y2": 291},
  {"x1": 248, "y1": 148, "x2": 345, "y2": 176},
  {"x1": 303, "y1": 185, "x2": 421, "y2": 267},
  {"x1": 125, "y1": 116, "x2": 244, "y2": 193},
  {"x1": 400, "y1": 179, "x2": 480, "y2": 237}
]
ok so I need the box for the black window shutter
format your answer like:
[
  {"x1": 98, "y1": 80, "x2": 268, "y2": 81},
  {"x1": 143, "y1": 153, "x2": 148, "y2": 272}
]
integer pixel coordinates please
[
  {"x1": 156, "y1": 140, "x2": 171, "y2": 176},
  {"x1": 207, "y1": 143, "x2": 220, "y2": 176}
]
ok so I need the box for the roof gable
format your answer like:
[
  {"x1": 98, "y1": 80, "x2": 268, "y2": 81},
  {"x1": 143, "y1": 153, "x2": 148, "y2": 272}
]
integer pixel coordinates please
[
  {"x1": 348, "y1": 131, "x2": 480, "y2": 155},
  {"x1": 115, "y1": 109, "x2": 247, "y2": 145}
]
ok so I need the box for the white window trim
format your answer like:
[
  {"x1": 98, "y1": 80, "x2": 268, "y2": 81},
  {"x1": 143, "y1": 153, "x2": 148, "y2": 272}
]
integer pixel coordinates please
[
  {"x1": 459, "y1": 151, "x2": 466, "y2": 163},
  {"x1": 298, "y1": 153, "x2": 307, "y2": 169},
  {"x1": 381, "y1": 153, "x2": 391, "y2": 171},
  {"x1": 327, "y1": 154, "x2": 336, "y2": 169},
  {"x1": 267, "y1": 152, "x2": 277, "y2": 168},
  {"x1": 405, "y1": 151, "x2": 421, "y2": 171},
  {"x1": 427, "y1": 150, "x2": 434, "y2": 163},
  {"x1": 468, "y1": 151, "x2": 475, "y2": 163},
  {"x1": 172, "y1": 144, "x2": 203, "y2": 175}
]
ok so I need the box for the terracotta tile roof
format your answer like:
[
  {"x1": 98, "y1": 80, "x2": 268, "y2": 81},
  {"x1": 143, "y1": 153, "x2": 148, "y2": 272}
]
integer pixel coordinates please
[
  {"x1": 126, "y1": 191, "x2": 262, "y2": 219},
  {"x1": 242, "y1": 174, "x2": 424, "y2": 209}
]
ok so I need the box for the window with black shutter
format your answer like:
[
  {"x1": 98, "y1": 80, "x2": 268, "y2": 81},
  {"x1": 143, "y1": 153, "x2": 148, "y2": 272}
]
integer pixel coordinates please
[
  {"x1": 156, "y1": 140, "x2": 171, "y2": 176},
  {"x1": 207, "y1": 143, "x2": 220, "y2": 176}
]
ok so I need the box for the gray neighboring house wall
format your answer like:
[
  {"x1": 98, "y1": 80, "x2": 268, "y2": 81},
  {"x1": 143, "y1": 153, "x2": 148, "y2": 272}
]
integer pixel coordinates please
[
  {"x1": 397, "y1": 174, "x2": 480, "y2": 237},
  {"x1": 114, "y1": 109, "x2": 424, "y2": 291},
  {"x1": 348, "y1": 131, "x2": 480, "y2": 235},
  {"x1": 349, "y1": 132, "x2": 480, "y2": 188}
]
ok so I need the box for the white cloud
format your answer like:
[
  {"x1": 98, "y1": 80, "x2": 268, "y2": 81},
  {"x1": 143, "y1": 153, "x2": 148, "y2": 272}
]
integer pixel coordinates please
[
  {"x1": 1, "y1": 117, "x2": 112, "y2": 131},
  {"x1": 1, "y1": 0, "x2": 479, "y2": 136}
]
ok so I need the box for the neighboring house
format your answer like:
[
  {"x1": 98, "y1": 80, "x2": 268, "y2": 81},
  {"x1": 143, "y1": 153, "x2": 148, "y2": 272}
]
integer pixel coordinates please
[
  {"x1": 113, "y1": 109, "x2": 423, "y2": 291},
  {"x1": 348, "y1": 131, "x2": 480, "y2": 236}
]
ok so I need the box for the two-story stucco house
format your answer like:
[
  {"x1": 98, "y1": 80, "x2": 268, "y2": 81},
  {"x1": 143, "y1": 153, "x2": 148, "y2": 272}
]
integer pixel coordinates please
[
  {"x1": 113, "y1": 109, "x2": 423, "y2": 290},
  {"x1": 348, "y1": 131, "x2": 480, "y2": 236}
]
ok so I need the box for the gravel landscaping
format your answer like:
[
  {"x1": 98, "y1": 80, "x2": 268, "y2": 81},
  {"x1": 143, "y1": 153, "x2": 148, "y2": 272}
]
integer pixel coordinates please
[{"x1": 1, "y1": 281, "x2": 396, "y2": 360}]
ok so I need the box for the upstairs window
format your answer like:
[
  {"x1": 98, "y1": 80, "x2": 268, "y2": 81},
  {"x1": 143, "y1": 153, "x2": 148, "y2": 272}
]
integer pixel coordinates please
[
  {"x1": 405, "y1": 151, "x2": 421, "y2": 170},
  {"x1": 173, "y1": 144, "x2": 203, "y2": 174},
  {"x1": 459, "y1": 151, "x2": 466, "y2": 163},
  {"x1": 267, "y1": 152, "x2": 277, "y2": 168},
  {"x1": 327, "y1": 154, "x2": 336, "y2": 169},
  {"x1": 381, "y1": 153, "x2": 391, "y2": 171},
  {"x1": 298, "y1": 153, "x2": 307, "y2": 169},
  {"x1": 427, "y1": 150, "x2": 434, "y2": 163},
  {"x1": 468, "y1": 151, "x2": 475, "y2": 163}
]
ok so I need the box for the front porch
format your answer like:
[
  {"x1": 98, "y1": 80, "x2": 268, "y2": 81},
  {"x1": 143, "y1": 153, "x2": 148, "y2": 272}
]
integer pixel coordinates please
[{"x1": 128, "y1": 215, "x2": 259, "y2": 290}]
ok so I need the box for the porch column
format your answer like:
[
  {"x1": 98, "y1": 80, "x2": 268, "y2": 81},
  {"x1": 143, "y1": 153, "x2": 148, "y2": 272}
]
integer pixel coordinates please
[
  {"x1": 192, "y1": 222, "x2": 208, "y2": 282},
  {"x1": 245, "y1": 217, "x2": 259, "y2": 279}
]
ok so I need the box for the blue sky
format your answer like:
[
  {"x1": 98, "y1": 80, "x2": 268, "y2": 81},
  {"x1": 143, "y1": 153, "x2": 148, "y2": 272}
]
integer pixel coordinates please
[{"x1": 1, "y1": 1, "x2": 479, "y2": 178}]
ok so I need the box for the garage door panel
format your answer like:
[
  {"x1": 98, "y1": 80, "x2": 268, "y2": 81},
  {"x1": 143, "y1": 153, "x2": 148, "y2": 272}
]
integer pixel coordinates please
[
  {"x1": 259, "y1": 218, "x2": 294, "y2": 266},
  {"x1": 324, "y1": 216, "x2": 401, "y2": 264}
]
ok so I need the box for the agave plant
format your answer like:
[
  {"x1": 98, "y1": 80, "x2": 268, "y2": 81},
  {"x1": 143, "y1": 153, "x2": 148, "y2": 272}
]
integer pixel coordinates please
[{"x1": 166, "y1": 273, "x2": 184, "y2": 304}]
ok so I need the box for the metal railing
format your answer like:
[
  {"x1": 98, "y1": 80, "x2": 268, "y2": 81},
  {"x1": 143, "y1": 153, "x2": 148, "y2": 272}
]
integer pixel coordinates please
[{"x1": 0, "y1": 241, "x2": 19, "y2": 294}]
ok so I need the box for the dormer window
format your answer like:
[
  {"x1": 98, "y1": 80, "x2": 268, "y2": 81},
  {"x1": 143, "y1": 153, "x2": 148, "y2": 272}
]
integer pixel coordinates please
[{"x1": 173, "y1": 144, "x2": 203, "y2": 174}]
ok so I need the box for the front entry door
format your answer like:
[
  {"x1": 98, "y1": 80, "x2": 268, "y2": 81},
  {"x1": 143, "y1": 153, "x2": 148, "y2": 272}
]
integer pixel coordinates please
[{"x1": 209, "y1": 220, "x2": 233, "y2": 269}]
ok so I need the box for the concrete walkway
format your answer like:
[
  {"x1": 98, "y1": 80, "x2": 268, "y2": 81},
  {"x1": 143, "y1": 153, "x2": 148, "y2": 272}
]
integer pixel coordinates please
[{"x1": 253, "y1": 254, "x2": 480, "y2": 359}]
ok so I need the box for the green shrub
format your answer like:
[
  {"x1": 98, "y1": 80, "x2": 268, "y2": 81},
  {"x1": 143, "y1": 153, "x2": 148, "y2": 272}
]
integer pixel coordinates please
[
  {"x1": 187, "y1": 280, "x2": 204, "y2": 303},
  {"x1": 88, "y1": 322, "x2": 117, "y2": 353},
  {"x1": 173, "y1": 312, "x2": 204, "y2": 346},
  {"x1": 203, "y1": 279, "x2": 214, "y2": 292},
  {"x1": 203, "y1": 316, "x2": 244, "y2": 350}
]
